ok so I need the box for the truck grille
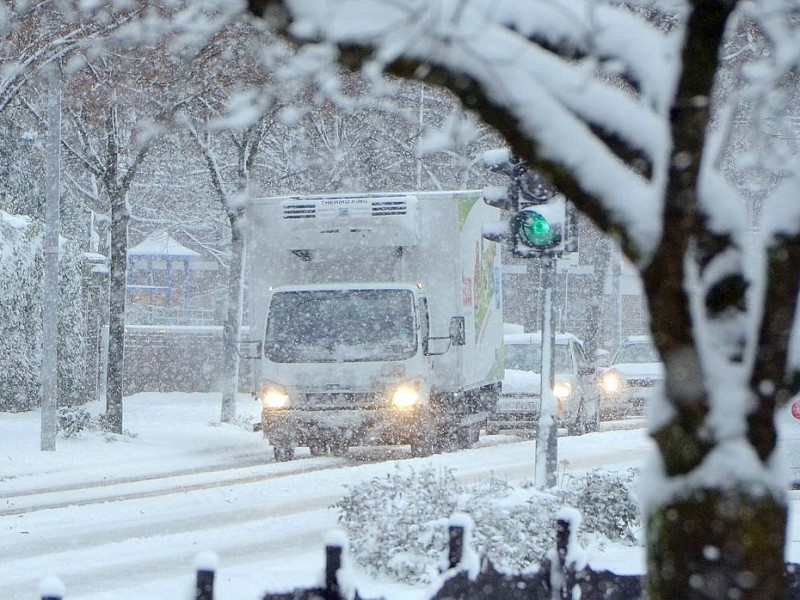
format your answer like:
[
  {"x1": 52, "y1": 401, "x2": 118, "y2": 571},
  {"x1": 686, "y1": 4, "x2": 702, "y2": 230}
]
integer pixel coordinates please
[{"x1": 302, "y1": 393, "x2": 380, "y2": 410}]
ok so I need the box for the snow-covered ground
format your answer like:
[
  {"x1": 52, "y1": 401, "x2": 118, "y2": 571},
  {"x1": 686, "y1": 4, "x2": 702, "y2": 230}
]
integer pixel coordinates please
[{"x1": 2, "y1": 392, "x2": 799, "y2": 599}]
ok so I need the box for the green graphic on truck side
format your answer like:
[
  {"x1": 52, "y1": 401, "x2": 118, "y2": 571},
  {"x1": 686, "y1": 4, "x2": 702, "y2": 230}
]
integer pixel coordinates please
[
  {"x1": 458, "y1": 195, "x2": 479, "y2": 228},
  {"x1": 473, "y1": 241, "x2": 498, "y2": 342},
  {"x1": 458, "y1": 194, "x2": 498, "y2": 346}
]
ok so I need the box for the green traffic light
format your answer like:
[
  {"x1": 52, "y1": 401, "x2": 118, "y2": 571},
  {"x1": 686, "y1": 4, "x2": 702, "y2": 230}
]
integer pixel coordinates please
[{"x1": 514, "y1": 209, "x2": 559, "y2": 248}]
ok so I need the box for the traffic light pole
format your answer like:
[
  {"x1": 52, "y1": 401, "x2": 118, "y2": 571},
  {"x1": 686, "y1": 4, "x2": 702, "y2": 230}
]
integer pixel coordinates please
[{"x1": 535, "y1": 256, "x2": 558, "y2": 488}]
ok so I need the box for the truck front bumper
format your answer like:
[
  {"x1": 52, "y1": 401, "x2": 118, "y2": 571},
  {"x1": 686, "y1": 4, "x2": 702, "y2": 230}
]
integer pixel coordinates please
[{"x1": 262, "y1": 406, "x2": 426, "y2": 446}]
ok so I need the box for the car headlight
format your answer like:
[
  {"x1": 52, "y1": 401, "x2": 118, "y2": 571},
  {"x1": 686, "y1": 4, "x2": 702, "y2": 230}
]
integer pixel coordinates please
[
  {"x1": 553, "y1": 381, "x2": 572, "y2": 399},
  {"x1": 260, "y1": 381, "x2": 290, "y2": 409},
  {"x1": 601, "y1": 371, "x2": 624, "y2": 395},
  {"x1": 391, "y1": 380, "x2": 421, "y2": 409}
]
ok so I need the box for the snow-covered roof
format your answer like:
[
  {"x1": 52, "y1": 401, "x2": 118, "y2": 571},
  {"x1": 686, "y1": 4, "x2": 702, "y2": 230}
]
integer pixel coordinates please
[
  {"x1": 622, "y1": 335, "x2": 653, "y2": 344},
  {"x1": 83, "y1": 251, "x2": 107, "y2": 264},
  {"x1": 128, "y1": 231, "x2": 200, "y2": 260},
  {"x1": 503, "y1": 323, "x2": 526, "y2": 334},
  {"x1": 504, "y1": 331, "x2": 582, "y2": 346},
  {"x1": 1, "y1": 210, "x2": 30, "y2": 230}
]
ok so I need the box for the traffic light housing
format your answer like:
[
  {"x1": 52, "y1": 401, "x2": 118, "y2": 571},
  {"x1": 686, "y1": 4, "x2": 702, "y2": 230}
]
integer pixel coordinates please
[{"x1": 480, "y1": 150, "x2": 573, "y2": 257}]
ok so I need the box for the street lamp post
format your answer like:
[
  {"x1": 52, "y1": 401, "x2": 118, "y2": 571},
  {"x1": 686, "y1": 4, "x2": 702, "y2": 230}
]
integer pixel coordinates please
[{"x1": 41, "y1": 62, "x2": 61, "y2": 451}]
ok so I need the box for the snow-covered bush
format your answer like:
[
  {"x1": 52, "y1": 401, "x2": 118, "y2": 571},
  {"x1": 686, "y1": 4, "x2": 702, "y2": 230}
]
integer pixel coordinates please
[
  {"x1": 57, "y1": 406, "x2": 92, "y2": 437},
  {"x1": 561, "y1": 468, "x2": 640, "y2": 543},
  {"x1": 55, "y1": 236, "x2": 88, "y2": 407},
  {"x1": 333, "y1": 465, "x2": 640, "y2": 583},
  {"x1": 333, "y1": 465, "x2": 460, "y2": 583},
  {"x1": 462, "y1": 485, "x2": 567, "y2": 574},
  {"x1": 57, "y1": 408, "x2": 138, "y2": 439},
  {"x1": 0, "y1": 212, "x2": 43, "y2": 411},
  {"x1": 0, "y1": 211, "x2": 86, "y2": 411}
]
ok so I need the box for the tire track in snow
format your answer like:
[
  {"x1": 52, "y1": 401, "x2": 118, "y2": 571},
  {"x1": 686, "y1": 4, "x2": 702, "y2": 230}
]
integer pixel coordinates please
[
  {"x1": 0, "y1": 433, "x2": 535, "y2": 517},
  {"x1": 0, "y1": 456, "x2": 342, "y2": 517}
]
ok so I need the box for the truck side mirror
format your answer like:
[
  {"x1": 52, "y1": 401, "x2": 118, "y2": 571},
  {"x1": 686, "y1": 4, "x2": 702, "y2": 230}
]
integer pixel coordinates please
[
  {"x1": 237, "y1": 340, "x2": 262, "y2": 359},
  {"x1": 449, "y1": 316, "x2": 466, "y2": 346}
]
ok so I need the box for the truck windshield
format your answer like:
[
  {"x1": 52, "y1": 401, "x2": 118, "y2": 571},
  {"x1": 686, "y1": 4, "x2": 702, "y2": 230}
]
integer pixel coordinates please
[
  {"x1": 264, "y1": 289, "x2": 417, "y2": 363},
  {"x1": 504, "y1": 343, "x2": 571, "y2": 373}
]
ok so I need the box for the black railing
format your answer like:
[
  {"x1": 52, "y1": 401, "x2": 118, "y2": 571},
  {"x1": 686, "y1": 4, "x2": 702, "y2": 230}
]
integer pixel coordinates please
[{"x1": 428, "y1": 514, "x2": 642, "y2": 600}]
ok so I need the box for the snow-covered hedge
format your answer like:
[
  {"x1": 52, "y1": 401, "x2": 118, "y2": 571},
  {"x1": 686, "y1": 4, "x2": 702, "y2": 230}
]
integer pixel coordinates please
[
  {"x1": 0, "y1": 211, "x2": 86, "y2": 411},
  {"x1": 333, "y1": 465, "x2": 640, "y2": 584}
]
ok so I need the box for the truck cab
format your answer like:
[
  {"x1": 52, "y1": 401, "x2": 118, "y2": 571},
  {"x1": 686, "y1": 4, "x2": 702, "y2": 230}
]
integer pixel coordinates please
[{"x1": 254, "y1": 283, "x2": 444, "y2": 459}]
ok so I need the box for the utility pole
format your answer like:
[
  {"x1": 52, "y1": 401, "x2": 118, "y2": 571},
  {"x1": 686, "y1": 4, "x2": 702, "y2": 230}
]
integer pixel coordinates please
[
  {"x1": 41, "y1": 62, "x2": 61, "y2": 451},
  {"x1": 612, "y1": 243, "x2": 623, "y2": 350},
  {"x1": 535, "y1": 256, "x2": 558, "y2": 488}
]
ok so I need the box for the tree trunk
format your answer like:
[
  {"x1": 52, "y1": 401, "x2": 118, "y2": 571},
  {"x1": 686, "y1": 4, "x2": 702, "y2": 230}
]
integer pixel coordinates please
[
  {"x1": 643, "y1": 1, "x2": 788, "y2": 596},
  {"x1": 105, "y1": 193, "x2": 128, "y2": 434},
  {"x1": 647, "y1": 488, "x2": 785, "y2": 598},
  {"x1": 220, "y1": 213, "x2": 245, "y2": 423}
]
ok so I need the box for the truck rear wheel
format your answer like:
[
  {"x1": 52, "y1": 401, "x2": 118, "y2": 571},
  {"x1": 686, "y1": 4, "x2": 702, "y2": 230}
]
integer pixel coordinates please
[
  {"x1": 448, "y1": 423, "x2": 478, "y2": 450},
  {"x1": 466, "y1": 422, "x2": 481, "y2": 445},
  {"x1": 410, "y1": 437, "x2": 436, "y2": 457},
  {"x1": 273, "y1": 445, "x2": 295, "y2": 461},
  {"x1": 308, "y1": 441, "x2": 327, "y2": 457},
  {"x1": 410, "y1": 419, "x2": 438, "y2": 456},
  {"x1": 330, "y1": 440, "x2": 350, "y2": 457}
]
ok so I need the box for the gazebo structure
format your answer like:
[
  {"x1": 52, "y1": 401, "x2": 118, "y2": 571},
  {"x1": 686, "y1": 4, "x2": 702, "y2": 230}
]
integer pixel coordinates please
[{"x1": 126, "y1": 231, "x2": 203, "y2": 324}]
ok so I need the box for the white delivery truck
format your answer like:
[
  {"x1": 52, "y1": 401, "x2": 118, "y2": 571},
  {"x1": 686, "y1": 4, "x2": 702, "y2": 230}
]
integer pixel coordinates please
[{"x1": 241, "y1": 191, "x2": 504, "y2": 461}]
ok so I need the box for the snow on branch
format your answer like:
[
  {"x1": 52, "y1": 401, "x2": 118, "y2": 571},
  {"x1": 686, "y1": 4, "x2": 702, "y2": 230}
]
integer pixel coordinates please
[{"x1": 473, "y1": 0, "x2": 683, "y2": 112}]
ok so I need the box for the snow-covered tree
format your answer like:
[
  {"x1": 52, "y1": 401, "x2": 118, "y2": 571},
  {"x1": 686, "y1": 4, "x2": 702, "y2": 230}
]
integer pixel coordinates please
[
  {"x1": 248, "y1": 0, "x2": 800, "y2": 596},
  {"x1": 0, "y1": 2, "x2": 150, "y2": 226},
  {"x1": 175, "y1": 17, "x2": 296, "y2": 421},
  {"x1": 57, "y1": 1, "x2": 237, "y2": 432},
  {"x1": 62, "y1": 85, "x2": 173, "y2": 433},
  {"x1": 281, "y1": 74, "x2": 501, "y2": 193},
  {"x1": 0, "y1": 211, "x2": 85, "y2": 411}
]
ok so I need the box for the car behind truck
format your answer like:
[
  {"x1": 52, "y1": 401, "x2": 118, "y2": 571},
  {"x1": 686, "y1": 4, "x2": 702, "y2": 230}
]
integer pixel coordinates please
[{"x1": 241, "y1": 191, "x2": 504, "y2": 461}]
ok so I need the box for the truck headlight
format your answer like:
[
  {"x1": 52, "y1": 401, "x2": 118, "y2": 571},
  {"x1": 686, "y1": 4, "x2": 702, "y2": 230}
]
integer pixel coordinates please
[
  {"x1": 260, "y1": 382, "x2": 290, "y2": 409},
  {"x1": 553, "y1": 381, "x2": 572, "y2": 399},
  {"x1": 601, "y1": 371, "x2": 623, "y2": 395},
  {"x1": 392, "y1": 380, "x2": 421, "y2": 409}
]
